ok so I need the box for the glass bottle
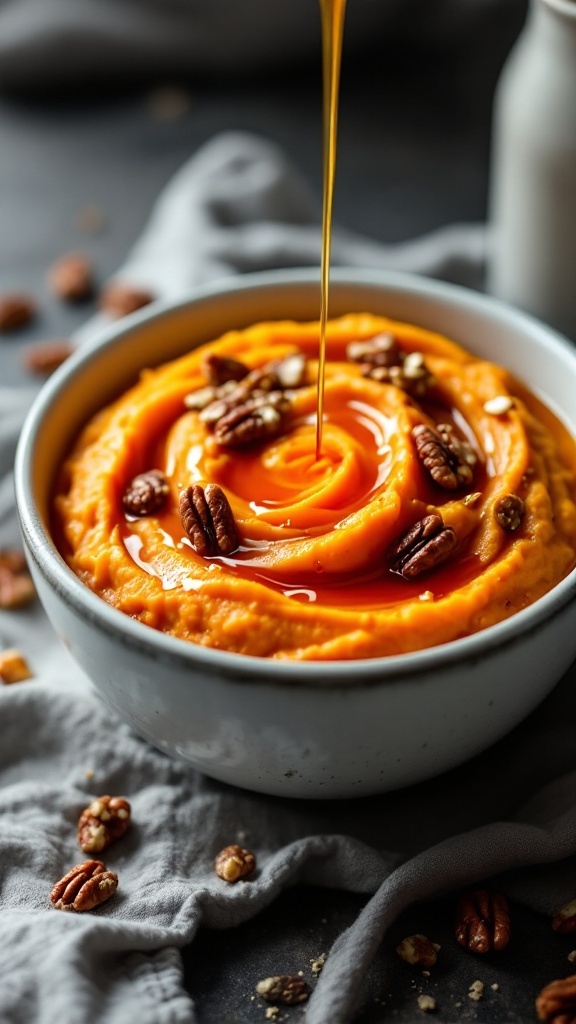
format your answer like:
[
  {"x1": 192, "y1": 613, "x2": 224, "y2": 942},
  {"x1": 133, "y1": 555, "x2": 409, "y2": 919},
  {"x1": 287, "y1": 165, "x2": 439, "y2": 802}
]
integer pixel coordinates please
[{"x1": 487, "y1": 0, "x2": 576, "y2": 340}]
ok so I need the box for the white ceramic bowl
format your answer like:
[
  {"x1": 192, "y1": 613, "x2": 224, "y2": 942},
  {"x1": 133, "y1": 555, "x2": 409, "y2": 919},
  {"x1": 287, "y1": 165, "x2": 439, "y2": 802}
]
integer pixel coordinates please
[{"x1": 15, "y1": 269, "x2": 576, "y2": 798}]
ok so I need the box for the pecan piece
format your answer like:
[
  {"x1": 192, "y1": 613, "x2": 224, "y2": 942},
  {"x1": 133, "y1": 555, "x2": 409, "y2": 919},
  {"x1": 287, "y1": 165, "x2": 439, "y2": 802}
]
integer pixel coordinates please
[
  {"x1": 214, "y1": 844, "x2": 256, "y2": 882},
  {"x1": 536, "y1": 974, "x2": 576, "y2": 1023},
  {"x1": 0, "y1": 293, "x2": 36, "y2": 332},
  {"x1": 22, "y1": 340, "x2": 75, "y2": 376},
  {"x1": 0, "y1": 648, "x2": 33, "y2": 684},
  {"x1": 47, "y1": 252, "x2": 93, "y2": 302},
  {"x1": 77, "y1": 795, "x2": 131, "y2": 853},
  {"x1": 256, "y1": 975, "x2": 311, "y2": 1006},
  {"x1": 347, "y1": 332, "x2": 401, "y2": 368},
  {"x1": 495, "y1": 494, "x2": 525, "y2": 532},
  {"x1": 412, "y1": 423, "x2": 469, "y2": 490},
  {"x1": 0, "y1": 549, "x2": 35, "y2": 609},
  {"x1": 50, "y1": 860, "x2": 118, "y2": 912},
  {"x1": 99, "y1": 280, "x2": 155, "y2": 318},
  {"x1": 436, "y1": 423, "x2": 477, "y2": 485},
  {"x1": 364, "y1": 352, "x2": 435, "y2": 399},
  {"x1": 553, "y1": 899, "x2": 576, "y2": 934},
  {"x1": 202, "y1": 353, "x2": 249, "y2": 386},
  {"x1": 388, "y1": 514, "x2": 457, "y2": 580},
  {"x1": 213, "y1": 392, "x2": 290, "y2": 448},
  {"x1": 122, "y1": 469, "x2": 169, "y2": 517},
  {"x1": 396, "y1": 934, "x2": 439, "y2": 968},
  {"x1": 179, "y1": 484, "x2": 239, "y2": 557},
  {"x1": 455, "y1": 889, "x2": 511, "y2": 954}
]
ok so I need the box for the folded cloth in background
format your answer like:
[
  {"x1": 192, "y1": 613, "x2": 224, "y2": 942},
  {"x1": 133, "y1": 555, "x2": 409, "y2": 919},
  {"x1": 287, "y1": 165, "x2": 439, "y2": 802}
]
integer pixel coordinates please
[
  {"x1": 0, "y1": 0, "x2": 526, "y2": 91},
  {"x1": 1, "y1": 131, "x2": 575, "y2": 1024}
]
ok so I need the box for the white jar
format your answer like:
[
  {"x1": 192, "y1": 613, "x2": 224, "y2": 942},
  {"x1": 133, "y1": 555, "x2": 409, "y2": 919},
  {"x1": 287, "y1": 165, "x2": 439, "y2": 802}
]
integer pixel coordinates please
[{"x1": 487, "y1": 0, "x2": 576, "y2": 341}]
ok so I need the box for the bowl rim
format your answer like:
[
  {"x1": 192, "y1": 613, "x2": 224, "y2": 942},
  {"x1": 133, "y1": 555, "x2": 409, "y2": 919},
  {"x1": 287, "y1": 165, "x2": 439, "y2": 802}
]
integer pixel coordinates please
[{"x1": 15, "y1": 266, "x2": 576, "y2": 685}]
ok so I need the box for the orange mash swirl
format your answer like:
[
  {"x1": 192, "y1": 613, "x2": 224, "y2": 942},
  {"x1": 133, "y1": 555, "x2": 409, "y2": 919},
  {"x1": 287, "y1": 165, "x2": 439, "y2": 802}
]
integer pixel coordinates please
[{"x1": 54, "y1": 314, "x2": 576, "y2": 660}]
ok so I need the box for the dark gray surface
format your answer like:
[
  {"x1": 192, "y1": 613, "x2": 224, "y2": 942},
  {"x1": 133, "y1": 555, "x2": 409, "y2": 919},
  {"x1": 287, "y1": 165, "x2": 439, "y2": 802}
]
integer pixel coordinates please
[{"x1": 4, "y1": 9, "x2": 570, "y2": 1021}]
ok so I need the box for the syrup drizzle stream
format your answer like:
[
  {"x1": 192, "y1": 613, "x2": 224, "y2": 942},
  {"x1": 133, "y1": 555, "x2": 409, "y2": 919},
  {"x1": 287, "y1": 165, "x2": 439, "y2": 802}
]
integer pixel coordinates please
[{"x1": 316, "y1": 0, "x2": 347, "y2": 460}]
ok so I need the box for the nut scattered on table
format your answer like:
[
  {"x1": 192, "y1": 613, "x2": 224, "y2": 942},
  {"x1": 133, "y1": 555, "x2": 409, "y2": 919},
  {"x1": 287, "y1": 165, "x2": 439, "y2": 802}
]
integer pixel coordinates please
[
  {"x1": 0, "y1": 648, "x2": 33, "y2": 684},
  {"x1": 50, "y1": 859, "x2": 118, "y2": 912},
  {"x1": 455, "y1": 889, "x2": 511, "y2": 953},
  {"x1": 552, "y1": 898, "x2": 576, "y2": 933},
  {"x1": 214, "y1": 843, "x2": 256, "y2": 882},
  {"x1": 468, "y1": 980, "x2": 485, "y2": 1002},
  {"x1": 396, "y1": 934, "x2": 440, "y2": 968},
  {"x1": 99, "y1": 280, "x2": 155, "y2": 319},
  {"x1": 77, "y1": 795, "x2": 131, "y2": 853},
  {"x1": 255, "y1": 975, "x2": 311, "y2": 1005},
  {"x1": 47, "y1": 252, "x2": 94, "y2": 302},
  {"x1": 417, "y1": 994, "x2": 436, "y2": 1012},
  {"x1": 536, "y1": 974, "x2": 576, "y2": 1023},
  {"x1": 22, "y1": 340, "x2": 75, "y2": 376},
  {"x1": 0, "y1": 549, "x2": 35, "y2": 609},
  {"x1": 0, "y1": 292, "x2": 36, "y2": 332}
]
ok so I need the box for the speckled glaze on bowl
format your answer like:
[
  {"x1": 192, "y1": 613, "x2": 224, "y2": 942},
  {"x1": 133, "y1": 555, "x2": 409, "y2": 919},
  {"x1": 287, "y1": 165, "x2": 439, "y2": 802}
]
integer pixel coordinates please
[{"x1": 15, "y1": 269, "x2": 576, "y2": 798}]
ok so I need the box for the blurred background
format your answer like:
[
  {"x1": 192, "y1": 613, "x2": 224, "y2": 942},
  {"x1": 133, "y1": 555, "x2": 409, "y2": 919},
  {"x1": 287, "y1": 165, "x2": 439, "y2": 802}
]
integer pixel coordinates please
[{"x1": 0, "y1": 0, "x2": 528, "y2": 385}]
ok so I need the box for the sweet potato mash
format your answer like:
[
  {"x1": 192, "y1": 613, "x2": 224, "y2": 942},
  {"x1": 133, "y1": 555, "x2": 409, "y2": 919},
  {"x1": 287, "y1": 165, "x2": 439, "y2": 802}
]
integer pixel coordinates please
[{"x1": 53, "y1": 314, "x2": 576, "y2": 660}]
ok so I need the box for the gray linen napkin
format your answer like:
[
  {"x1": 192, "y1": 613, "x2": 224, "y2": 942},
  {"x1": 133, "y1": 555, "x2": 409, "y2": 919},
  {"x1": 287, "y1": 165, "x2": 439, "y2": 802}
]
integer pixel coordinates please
[
  {"x1": 1, "y1": 131, "x2": 575, "y2": 1024},
  {"x1": 0, "y1": 0, "x2": 525, "y2": 91}
]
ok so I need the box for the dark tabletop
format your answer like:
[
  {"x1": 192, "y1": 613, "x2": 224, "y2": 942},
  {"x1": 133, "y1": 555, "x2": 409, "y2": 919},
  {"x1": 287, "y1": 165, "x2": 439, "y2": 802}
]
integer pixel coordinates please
[{"x1": 4, "y1": 7, "x2": 574, "y2": 1021}]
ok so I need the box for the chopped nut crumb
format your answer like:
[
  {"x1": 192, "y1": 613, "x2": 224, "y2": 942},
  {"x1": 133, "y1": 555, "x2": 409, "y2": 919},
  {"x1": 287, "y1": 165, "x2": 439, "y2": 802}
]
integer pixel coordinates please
[
  {"x1": 568, "y1": 951, "x2": 576, "y2": 965},
  {"x1": 84, "y1": 769, "x2": 95, "y2": 780},
  {"x1": 417, "y1": 995, "x2": 436, "y2": 1012},
  {"x1": 468, "y1": 980, "x2": 484, "y2": 1001},
  {"x1": 264, "y1": 1008, "x2": 279, "y2": 1020},
  {"x1": 310, "y1": 953, "x2": 327, "y2": 975},
  {"x1": 491, "y1": 983, "x2": 500, "y2": 991},
  {"x1": 397, "y1": 934, "x2": 439, "y2": 968},
  {"x1": 0, "y1": 648, "x2": 33, "y2": 684}
]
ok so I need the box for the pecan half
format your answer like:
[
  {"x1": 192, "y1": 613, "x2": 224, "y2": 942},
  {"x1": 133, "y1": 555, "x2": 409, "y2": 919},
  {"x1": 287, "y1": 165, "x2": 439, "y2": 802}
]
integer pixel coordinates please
[
  {"x1": 455, "y1": 890, "x2": 511, "y2": 954},
  {"x1": 48, "y1": 252, "x2": 93, "y2": 302},
  {"x1": 202, "y1": 353, "x2": 249, "y2": 386},
  {"x1": 255, "y1": 975, "x2": 311, "y2": 1005},
  {"x1": 553, "y1": 899, "x2": 576, "y2": 934},
  {"x1": 99, "y1": 281, "x2": 155, "y2": 318},
  {"x1": 396, "y1": 934, "x2": 439, "y2": 968},
  {"x1": 22, "y1": 340, "x2": 75, "y2": 376},
  {"x1": 122, "y1": 469, "x2": 169, "y2": 517},
  {"x1": 214, "y1": 844, "x2": 256, "y2": 882},
  {"x1": 0, "y1": 293, "x2": 36, "y2": 332},
  {"x1": 0, "y1": 648, "x2": 33, "y2": 684},
  {"x1": 536, "y1": 974, "x2": 576, "y2": 1023},
  {"x1": 77, "y1": 795, "x2": 131, "y2": 853},
  {"x1": 436, "y1": 423, "x2": 477, "y2": 484},
  {"x1": 388, "y1": 514, "x2": 458, "y2": 580},
  {"x1": 50, "y1": 860, "x2": 118, "y2": 912},
  {"x1": 0, "y1": 549, "x2": 35, "y2": 609},
  {"x1": 347, "y1": 332, "x2": 401, "y2": 368},
  {"x1": 180, "y1": 484, "x2": 239, "y2": 557},
  {"x1": 412, "y1": 423, "x2": 471, "y2": 490},
  {"x1": 495, "y1": 494, "x2": 525, "y2": 532},
  {"x1": 213, "y1": 392, "x2": 291, "y2": 448}
]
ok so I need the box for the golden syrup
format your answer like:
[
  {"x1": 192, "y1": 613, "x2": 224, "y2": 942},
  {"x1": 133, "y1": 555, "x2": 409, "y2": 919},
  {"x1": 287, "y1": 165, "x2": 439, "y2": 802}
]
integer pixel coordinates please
[{"x1": 316, "y1": 0, "x2": 348, "y2": 459}]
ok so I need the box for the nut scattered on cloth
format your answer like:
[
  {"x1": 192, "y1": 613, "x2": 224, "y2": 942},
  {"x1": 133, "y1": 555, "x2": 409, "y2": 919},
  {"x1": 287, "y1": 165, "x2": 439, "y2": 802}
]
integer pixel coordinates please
[
  {"x1": 0, "y1": 648, "x2": 33, "y2": 684},
  {"x1": 214, "y1": 844, "x2": 256, "y2": 883},
  {"x1": 50, "y1": 860, "x2": 118, "y2": 912},
  {"x1": 77, "y1": 795, "x2": 131, "y2": 853}
]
